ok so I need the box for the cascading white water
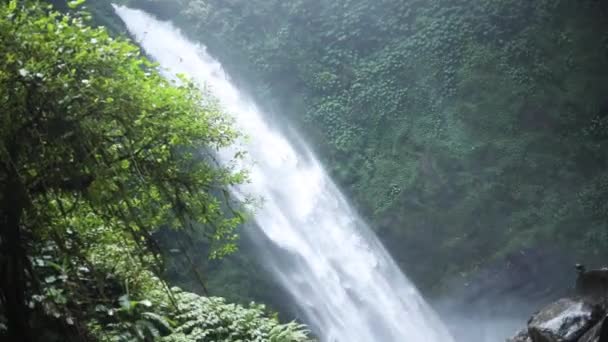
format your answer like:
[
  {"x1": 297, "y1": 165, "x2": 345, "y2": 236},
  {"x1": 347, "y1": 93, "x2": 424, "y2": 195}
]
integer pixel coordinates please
[{"x1": 115, "y1": 6, "x2": 454, "y2": 342}]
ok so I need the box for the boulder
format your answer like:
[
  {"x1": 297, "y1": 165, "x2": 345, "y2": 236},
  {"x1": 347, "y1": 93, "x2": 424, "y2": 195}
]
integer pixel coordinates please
[
  {"x1": 527, "y1": 298, "x2": 602, "y2": 342},
  {"x1": 440, "y1": 247, "x2": 574, "y2": 342},
  {"x1": 507, "y1": 328, "x2": 532, "y2": 342},
  {"x1": 578, "y1": 316, "x2": 608, "y2": 342},
  {"x1": 576, "y1": 266, "x2": 608, "y2": 305}
]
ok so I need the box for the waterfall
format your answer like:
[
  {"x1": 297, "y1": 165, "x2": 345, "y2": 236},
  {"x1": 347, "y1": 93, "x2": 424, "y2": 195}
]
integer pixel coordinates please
[{"x1": 115, "y1": 6, "x2": 454, "y2": 342}]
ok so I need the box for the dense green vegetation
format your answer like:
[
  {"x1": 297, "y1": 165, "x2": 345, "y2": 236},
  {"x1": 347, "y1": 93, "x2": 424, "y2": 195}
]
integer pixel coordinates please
[
  {"x1": 3, "y1": 0, "x2": 608, "y2": 340},
  {"x1": 118, "y1": 0, "x2": 608, "y2": 292},
  {"x1": 0, "y1": 1, "x2": 310, "y2": 341}
]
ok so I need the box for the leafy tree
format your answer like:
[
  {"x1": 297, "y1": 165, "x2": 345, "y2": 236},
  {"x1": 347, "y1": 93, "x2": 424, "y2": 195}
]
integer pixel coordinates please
[{"x1": 0, "y1": 1, "x2": 271, "y2": 340}]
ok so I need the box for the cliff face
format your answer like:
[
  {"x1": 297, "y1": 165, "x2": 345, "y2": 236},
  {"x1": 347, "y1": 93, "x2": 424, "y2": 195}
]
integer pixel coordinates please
[{"x1": 109, "y1": 0, "x2": 608, "y2": 297}]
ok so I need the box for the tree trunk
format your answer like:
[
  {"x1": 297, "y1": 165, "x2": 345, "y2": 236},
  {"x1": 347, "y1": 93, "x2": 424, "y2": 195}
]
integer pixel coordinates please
[{"x1": 0, "y1": 165, "x2": 31, "y2": 341}]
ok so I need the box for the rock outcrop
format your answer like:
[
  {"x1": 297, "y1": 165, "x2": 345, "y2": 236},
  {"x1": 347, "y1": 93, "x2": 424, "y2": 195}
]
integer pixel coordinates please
[
  {"x1": 507, "y1": 265, "x2": 608, "y2": 342},
  {"x1": 576, "y1": 265, "x2": 608, "y2": 304},
  {"x1": 508, "y1": 329, "x2": 533, "y2": 342},
  {"x1": 528, "y1": 298, "x2": 601, "y2": 342},
  {"x1": 578, "y1": 316, "x2": 608, "y2": 342}
]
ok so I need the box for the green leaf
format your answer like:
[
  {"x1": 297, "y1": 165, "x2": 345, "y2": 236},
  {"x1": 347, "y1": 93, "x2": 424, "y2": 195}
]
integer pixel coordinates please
[
  {"x1": 67, "y1": 0, "x2": 86, "y2": 9},
  {"x1": 138, "y1": 299, "x2": 152, "y2": 308},
  {"x1": 120, "y1": 159, "x2": 130, "y2": 170}
]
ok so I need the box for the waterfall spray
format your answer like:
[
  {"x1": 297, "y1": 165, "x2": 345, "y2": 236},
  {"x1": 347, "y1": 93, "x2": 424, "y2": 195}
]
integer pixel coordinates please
[{"x1": 115, "y1": 6, "x2": 454, "y2": 342}]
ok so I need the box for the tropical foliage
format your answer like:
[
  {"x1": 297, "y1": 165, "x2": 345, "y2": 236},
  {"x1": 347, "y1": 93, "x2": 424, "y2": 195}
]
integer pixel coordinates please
[
  {"x1": 120, "y1": 0, "x2": 608, "y2": 292},
  {"x1": 0, "y1": 1, "x2": 310, "y2": 341},
  {"x1": 3, "y1": 0, "x2": 607, "y2": 339}
]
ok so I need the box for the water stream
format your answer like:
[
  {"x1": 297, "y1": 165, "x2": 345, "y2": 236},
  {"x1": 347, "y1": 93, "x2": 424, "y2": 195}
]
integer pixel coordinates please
[{"x1": 115, "y1": 6, "x2": 454, "y2": 342}]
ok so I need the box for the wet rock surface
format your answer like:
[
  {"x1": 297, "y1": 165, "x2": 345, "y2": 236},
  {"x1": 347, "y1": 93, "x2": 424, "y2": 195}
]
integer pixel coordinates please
[
  {"x1": 528, "y1": 298, "x2": 601, "y2": 342},
  {"x1": 507, "y1": 265, "x2": 608, "y2": 342},
  {"x1": 507, "y1": 329, "x2": 532, "y2": 342},
  {"x1": 578, "y1": 316, "x2": 608, "y2": 342}
]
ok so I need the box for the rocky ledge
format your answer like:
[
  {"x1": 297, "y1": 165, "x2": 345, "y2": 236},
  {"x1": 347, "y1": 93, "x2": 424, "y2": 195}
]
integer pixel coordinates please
[{"x1": 508, "y1": 265, "x2": 608, "y2": 342}]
